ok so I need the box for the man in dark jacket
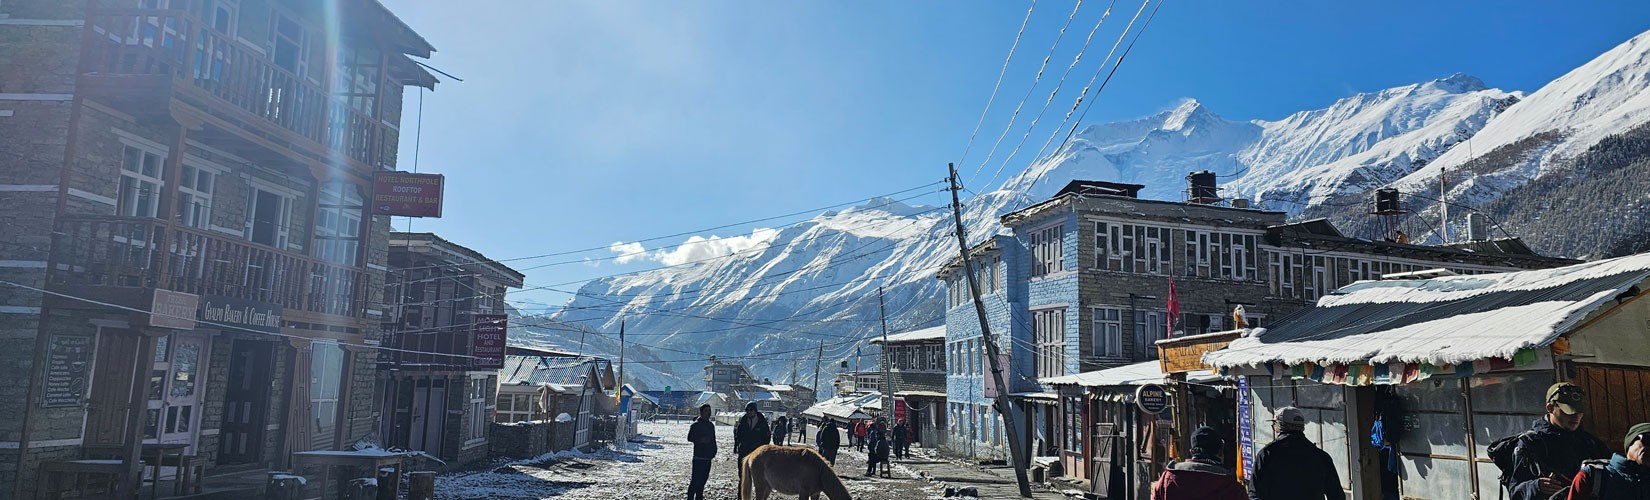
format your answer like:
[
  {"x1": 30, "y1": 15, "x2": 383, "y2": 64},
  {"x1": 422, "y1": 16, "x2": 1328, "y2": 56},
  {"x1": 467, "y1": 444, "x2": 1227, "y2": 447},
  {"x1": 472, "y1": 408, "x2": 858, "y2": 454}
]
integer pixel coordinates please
[
  {"x1": 685, "y1": 404, "x2": 717, "y2": 500},
  {"x1": 892, "y1": 421, "x2": 909, "y2": 459},
  {"x1": 733, "y1": 402, "x2": 771, "y2": 478},
  {"x1": 772, "y1": 416, "x2": 790, "y2": 446},
  {"x1": 817, "y1": 420, "x2": 842, "y2": 465},
  {"x1": 1154, "y1": 427, "x2": 1245, "y2": 500},
  {"x1": 1567, "y1": 422, "x2": 1650, "y2": 500},
  {"x1": 1505, "y1": 383, "x2": 1613, "y2": 500},
  {"x1": 1248, "y1": 407, "x2": 1345, "y2": 500},
  {"x1": 865, "y1": 419, "x2": 890, "y2": 476}
]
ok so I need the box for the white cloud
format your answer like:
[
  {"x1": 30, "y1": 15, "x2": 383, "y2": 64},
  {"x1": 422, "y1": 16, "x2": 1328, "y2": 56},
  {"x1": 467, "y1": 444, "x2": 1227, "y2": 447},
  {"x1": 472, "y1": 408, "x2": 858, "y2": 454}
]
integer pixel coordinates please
[
  {"x1": 609, "y1": 241, "x2": 650, "y2": 264},
  {"x1": 609, "y1": 228, "x2": 780, "y2": 266}
]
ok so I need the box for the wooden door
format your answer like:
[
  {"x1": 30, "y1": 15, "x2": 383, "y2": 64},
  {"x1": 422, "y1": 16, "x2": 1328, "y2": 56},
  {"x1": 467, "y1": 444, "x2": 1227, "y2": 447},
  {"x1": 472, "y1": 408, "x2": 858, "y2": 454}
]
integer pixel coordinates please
[
  {"x1": 1575, "y1": 364, "x2": 1650, "y2": 454},
  {"x1": 1091, "y1": 423, "x2": 1116, "y2": 498},
  {"x1": 218, "y1": 340, "x2": 272, "y2": 465},
  {"x1": 85, "y1": 332, "x2": 141, "y2": 447}
]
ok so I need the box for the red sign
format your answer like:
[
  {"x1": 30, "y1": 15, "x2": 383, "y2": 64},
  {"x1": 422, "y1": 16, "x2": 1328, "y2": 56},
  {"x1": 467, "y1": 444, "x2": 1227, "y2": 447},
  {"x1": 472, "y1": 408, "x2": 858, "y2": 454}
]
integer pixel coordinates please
[
  {"x1": 371, "y1": 171, "x2": 445, "y2": 217},
  {"x1": 894, "y1": 397, "x2": 908, "y2": 423},
  {"x1": 471, "y1": 314, "x2": 508, "y2": 369}
]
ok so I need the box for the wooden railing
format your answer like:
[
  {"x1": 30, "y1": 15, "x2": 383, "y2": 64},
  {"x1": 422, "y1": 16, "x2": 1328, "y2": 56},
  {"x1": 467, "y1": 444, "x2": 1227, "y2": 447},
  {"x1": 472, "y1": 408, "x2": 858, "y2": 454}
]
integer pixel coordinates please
[
  {"x1": 52, "y1": 216, "x2": 366, "y2": 319},
  {"x1": 83, "y1": 8, "x2": 390, "y2": 170}
]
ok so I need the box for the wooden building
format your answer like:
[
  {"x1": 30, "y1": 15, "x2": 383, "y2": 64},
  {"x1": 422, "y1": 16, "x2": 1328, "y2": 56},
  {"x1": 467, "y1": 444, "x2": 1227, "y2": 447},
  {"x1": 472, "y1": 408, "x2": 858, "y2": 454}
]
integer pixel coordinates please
[{"x1": 0, "y1": 0, "x2": 436, "y2": 497}]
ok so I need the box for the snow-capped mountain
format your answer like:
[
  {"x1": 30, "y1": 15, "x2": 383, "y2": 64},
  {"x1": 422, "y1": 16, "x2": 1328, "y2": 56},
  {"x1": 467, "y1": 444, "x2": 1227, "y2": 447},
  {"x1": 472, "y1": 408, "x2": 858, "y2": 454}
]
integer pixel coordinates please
[{"x1": 544, "y1": 28, "x2": 1650, "y2": 392}]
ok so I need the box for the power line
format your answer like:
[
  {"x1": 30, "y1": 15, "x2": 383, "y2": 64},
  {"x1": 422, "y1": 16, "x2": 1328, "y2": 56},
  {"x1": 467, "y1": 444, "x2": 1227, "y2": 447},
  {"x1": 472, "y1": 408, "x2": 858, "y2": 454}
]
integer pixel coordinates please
[
  {"x1": 1022, "y1": 0, "x2": 1153, "y2": 178},
  {"x1": 968, "y1": 0, "x2": 1088, "y2": 185},
  {"x1": 1047, "y1": 0, "x2": 1166, "y2": 172},
  {"x1": 958, "y1": 0, "x2": 1039, "y2": 167}
]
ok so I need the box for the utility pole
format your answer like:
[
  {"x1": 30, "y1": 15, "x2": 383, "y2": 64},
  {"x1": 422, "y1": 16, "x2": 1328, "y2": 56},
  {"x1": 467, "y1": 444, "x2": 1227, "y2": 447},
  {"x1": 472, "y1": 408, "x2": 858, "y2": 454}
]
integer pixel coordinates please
[
  {"x1": 812, "y1": 340, "x2": 823, "y2": 398},
  {"x1": 1440, "y1": 165, "x2": 1450, "y2": 243},
  {"x1": 878, "y1": 286, "x2": 894, "y2": 421},
  {"x1": 949, "y1": 163, "x2": 1033, "y2": 497}
]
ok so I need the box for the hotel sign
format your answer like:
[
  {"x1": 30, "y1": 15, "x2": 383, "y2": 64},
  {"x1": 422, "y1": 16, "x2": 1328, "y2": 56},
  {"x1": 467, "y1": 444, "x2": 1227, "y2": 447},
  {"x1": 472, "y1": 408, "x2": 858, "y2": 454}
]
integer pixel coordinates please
[
  {"x1": 372, "y1": 171, "x2": 445, "y2": 218},
  {"x1": 198, "y1": 295, "x2": 284, "y2": 334},
  {"x1": 471, "y1": 314, "x2": 508, "y2": 369}
]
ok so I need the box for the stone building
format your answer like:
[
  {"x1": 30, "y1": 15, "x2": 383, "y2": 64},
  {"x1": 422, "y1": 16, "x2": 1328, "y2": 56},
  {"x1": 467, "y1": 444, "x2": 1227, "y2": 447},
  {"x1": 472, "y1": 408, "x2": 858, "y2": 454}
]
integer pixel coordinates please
[
  {"x1": 870, "y1": 325, "x2": 947, "y2": 448},
  {"x1": 703, "y1": 357, "x2": 755, "y2": 394},
  {"x1": 937, "y1": 179, "x2": 1577, "y2": 463},
  {"x1": 377, "y1": 232, "x2": 524, "y2": 466},
  {"x1": 0, "y1": 0, "x2": 435, "y2": 496}
]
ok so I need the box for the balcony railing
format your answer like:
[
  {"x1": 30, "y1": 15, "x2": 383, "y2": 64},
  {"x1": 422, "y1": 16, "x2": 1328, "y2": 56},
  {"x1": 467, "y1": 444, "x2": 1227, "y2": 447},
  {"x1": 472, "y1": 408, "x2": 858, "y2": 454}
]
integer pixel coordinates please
[
  {"x1": 83, "y1": 8, "x2": 391, "y2": 170},
  {"x1": 52, "y1": 216, "x2": 366, "y2": 320}
]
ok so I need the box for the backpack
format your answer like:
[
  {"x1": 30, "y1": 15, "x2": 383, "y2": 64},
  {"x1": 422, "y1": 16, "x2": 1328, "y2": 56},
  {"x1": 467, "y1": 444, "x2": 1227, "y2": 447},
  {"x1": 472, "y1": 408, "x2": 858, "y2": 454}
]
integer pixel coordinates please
[{"x1": 1487, "y1": 431, "x2": 1536, "y2": 477}]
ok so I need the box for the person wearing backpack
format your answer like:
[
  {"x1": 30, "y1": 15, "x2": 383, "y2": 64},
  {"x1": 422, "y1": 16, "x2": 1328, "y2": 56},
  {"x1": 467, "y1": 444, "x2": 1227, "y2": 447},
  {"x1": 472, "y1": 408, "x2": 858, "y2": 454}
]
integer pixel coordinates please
[
  {"x1": 1498, "y1": 383, "x2": 1613, "y2": 500},
  {"x1": 1248, "y1": 407, "x2": 1345, "y2": 500},
  {"x1": 1566, "y1": 422, "x2": 1650, "y2": 500}
]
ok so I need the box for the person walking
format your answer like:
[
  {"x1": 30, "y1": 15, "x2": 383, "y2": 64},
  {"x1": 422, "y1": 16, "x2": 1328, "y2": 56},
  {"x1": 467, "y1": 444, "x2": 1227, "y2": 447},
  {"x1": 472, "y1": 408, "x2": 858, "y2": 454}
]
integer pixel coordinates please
[
  {"x1": 865, "y1": 419, "x2": 890, "y2": 477},
  {"x1": 854, "y1": 419, "x2": 869, "y2": 451},
  {"x1": 891, "y1": 421, "x2": 909, "y2": 459},
  {"x1": 685, "y1": 404, "x2": 717, "y2": 500},
  {"x1": 1152, "y1": 427, "x2": 1244, "y2": 500},
  {"x1": 1248, "y1": 407, "x2": 1345, "y2": 500},
  {"x1": 1566, "y1": 422, "x2": 1650, "y2": 500},
  {"x1": 733, "y1": 403, "x2": 771, "y2": 479},
  {"x1": 817, "y1": 420, "x2": 843, "y2": 466},
  {"x1": 772, "y1": 416, "x2": 790, "y2": 446},
  {"x1": 1501, "y1": 383, "x2": 1613, "y2": 500}
]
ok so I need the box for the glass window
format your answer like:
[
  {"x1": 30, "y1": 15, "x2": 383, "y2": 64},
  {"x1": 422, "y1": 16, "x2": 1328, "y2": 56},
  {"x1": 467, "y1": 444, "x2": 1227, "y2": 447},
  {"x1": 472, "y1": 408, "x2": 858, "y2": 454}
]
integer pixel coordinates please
[
  {"x1": 1092, "y1": 307, "x2": 1123, "y2": 358},
  {"x1": 117, "y1": 146, "x2": 165, "y2": 218},
  {"x1": 310, "y1": 342, "x2": 346, "y2": 450},
  {"x1": 177, "y1": 164, "x2": 214, "y2": 228},
  {"x1": 314, "y1": 181, "x2": 364, "y2": 265}
]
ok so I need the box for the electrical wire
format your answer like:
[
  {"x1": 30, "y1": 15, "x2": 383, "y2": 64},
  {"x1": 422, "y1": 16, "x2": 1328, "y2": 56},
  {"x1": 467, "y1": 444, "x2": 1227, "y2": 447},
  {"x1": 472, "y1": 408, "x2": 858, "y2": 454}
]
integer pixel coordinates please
[
  {"x1": 968, "y1": 0, "x2": 1088, "y2": 186},
  {"x1": 958, "y1": 0, "x2": 1039, "y2": 168}
]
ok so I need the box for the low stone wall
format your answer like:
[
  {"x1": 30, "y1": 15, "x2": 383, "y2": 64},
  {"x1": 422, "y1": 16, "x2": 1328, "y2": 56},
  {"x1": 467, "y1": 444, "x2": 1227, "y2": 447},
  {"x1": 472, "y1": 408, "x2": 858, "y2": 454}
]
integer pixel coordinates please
[{"x1": 490, "y1": 420, "x2": 580, "y2": 459}]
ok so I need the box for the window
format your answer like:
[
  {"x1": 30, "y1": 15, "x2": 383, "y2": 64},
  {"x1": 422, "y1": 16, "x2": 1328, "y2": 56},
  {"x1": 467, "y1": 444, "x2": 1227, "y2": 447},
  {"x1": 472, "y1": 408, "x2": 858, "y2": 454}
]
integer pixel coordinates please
[
  {"x1": 1092, "y1": 307, "x2": 1123, "y2": 358},
  {"x1": 1033, "y1": 308, "x2": 1066, "y2": 378},
  {"x1": 496, "y1": 392, "x2": 537, "y2": 423},
  {"x1": 1133, "y1": 310, "x2": 1167, "y2": 360},
  {"x1": 310, "y1": 341, "x2": 346, "y2": 450},
  {"x1": 314, "y1": 181, "x2": 364, "y2": 265},
  {"x1": 468, "y1": 377, "x2": 489, "y2": 440},
  {"x1": 245, "y1": 185, "x2": 294, "y2": 249},
  {"x1": 117, "y1": 146, "x2": 165, "y2": 218},
  {"x1": 1029, "y1": 224, "x2": 1064, "y2": 277},
  {"x1": 338, "y1": 45, "x2": 382, "y2": 117},
  {"x1": 1064, "y1": 397, "x2": 1084, "y2": 454},
  {"x1": 177, "y1": 164, "x2": 214, "y2": 228}
]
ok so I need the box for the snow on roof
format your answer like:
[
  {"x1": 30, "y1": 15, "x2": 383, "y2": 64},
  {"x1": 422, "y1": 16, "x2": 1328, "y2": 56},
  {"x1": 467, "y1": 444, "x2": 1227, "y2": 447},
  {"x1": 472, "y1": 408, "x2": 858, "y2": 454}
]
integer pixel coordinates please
[
  {"x1": 1205, "y1": 252, "x2": 1650, "y2": 368},
  {"x1": 752, "y1": 384, "x2": 794, "y2": 392},
  {"x1": 497, "y1": 355, "x2": 600, "y2": 386},
  {"x1": 1040, "y1": 360, "x2": 1213, "y2": 388},
  {"x1": 869, "y1": 325, "x2": 946, "y2": 345},
  {"x1": 735, "y1": 391, "x2": 783, "y2": 402},
  {"x1": 803, "y1": 392, "x2": 880, "y2": 420}
]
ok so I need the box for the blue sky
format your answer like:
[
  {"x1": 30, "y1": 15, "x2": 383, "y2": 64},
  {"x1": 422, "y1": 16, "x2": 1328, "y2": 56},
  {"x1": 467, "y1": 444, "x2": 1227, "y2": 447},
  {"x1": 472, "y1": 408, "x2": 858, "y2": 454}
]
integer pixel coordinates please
[{"x1": 380, "y1": 0, "x2": 1650, "y2": 307}]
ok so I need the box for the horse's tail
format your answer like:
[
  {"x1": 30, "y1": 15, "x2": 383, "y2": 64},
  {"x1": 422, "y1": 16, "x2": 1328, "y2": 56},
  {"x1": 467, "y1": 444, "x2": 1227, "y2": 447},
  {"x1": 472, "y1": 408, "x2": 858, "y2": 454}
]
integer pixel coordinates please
[{"x1": 739, "y1": 452, "x2": 754, "y2": 500}]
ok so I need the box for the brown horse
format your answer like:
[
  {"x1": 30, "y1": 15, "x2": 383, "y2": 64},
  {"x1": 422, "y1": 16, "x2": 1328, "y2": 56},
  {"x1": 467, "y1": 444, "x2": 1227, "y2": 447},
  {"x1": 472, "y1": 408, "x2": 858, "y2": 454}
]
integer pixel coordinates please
[{"x1": 740, "y1": 445, "x2": 852, "y2": 500}]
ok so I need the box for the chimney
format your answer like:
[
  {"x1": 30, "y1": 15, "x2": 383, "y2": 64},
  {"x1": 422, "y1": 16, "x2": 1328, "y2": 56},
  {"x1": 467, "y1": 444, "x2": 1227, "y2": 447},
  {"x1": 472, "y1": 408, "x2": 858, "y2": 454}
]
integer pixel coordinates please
[
  {"x1": 1466, "y1": 212, "x2": 1488, "y2": 242},
  {"x1": 1230, "y1": 198, "x2": 1250, "y2": 209},
  {"x1": 1186, "y1": 171, "x2": 1220, "y2": 205}
]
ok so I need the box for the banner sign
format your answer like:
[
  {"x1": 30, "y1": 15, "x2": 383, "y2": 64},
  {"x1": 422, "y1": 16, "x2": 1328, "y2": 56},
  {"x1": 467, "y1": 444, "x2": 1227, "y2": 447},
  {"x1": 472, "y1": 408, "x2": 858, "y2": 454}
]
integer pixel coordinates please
[
  {"x1": 198, "y1": 295, "x2": 283, "y2": 334},
  {"x1": 372, "y1": 171, "x2": 445, "y2": 218},
  {"x1": 1238, "y1": 375, "x2": 1254, "y2": 482},
  {"x1": 471, "y1": 314, "x2": 508, "y2": 369}
]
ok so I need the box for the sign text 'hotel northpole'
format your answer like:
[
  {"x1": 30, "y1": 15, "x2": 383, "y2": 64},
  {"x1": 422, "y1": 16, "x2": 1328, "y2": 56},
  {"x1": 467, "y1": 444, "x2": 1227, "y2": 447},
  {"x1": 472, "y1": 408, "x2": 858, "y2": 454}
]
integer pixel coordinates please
[
  {"x1": 199, "y1": 295, "x2": 284, "y2": 334},
  {"x1": 372, "y1": 171, "x2": 445, "y2": 218}
]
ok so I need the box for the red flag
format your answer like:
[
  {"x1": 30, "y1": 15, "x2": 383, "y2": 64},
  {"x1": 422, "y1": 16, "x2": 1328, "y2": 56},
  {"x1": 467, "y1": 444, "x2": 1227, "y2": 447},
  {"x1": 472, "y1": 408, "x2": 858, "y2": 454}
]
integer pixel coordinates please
[{"x1": 1166, "y1": 276, "x2": 1180, "y2": 338}]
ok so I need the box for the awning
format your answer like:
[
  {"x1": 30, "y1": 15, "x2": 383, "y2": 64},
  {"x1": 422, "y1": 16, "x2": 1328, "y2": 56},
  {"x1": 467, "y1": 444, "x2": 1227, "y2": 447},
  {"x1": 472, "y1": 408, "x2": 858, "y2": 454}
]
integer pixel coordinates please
[{"x1": 1039, "y1": 360, "x2": 1216, "y2": 388}]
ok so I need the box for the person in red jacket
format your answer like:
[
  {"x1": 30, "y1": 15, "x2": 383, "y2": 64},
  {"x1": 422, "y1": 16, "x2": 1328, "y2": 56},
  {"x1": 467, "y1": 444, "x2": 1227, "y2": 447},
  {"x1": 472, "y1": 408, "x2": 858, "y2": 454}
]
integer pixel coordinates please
[{"x1": 1152, "y1": 426, "x2": 1246, "y2": 500}]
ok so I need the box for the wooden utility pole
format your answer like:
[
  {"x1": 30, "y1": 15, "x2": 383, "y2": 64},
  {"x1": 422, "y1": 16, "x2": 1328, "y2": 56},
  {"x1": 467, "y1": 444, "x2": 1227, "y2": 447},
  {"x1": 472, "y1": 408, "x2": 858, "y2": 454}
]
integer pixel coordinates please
[
  {"x1": 949, "y1": 163, "x2": 1033, "y2": 497},
  {"x1": 812, "y1": 340, "x2": 823, "y2": 397}
]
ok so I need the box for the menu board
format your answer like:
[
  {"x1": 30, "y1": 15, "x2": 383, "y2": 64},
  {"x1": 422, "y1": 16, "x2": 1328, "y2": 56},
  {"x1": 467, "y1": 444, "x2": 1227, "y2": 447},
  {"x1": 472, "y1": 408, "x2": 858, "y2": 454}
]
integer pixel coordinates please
[{"x1": 43, "y1": 335, "x2": 93, "y2": 408}]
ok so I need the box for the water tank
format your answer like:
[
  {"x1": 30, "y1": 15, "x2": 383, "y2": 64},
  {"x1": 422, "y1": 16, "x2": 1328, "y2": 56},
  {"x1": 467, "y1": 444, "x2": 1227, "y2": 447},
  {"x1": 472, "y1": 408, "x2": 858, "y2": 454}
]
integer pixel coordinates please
[
  {"x1": 1374, "y1": 188, "x2": 1401, "y2": 214},
  {"x1": 1186, "y1": 171, "x2": 1219, "y2": 204},
  {"x1": 1466, "y1": 212, "x2": 1488, "y2": 241},
  {"x1": 1231, "y1": 198, "x2": 1250, "y2": 209}
]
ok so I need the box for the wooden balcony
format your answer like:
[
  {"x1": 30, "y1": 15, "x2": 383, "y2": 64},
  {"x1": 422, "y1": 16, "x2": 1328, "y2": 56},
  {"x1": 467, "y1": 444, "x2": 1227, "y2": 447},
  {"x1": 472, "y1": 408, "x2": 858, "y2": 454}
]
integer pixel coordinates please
[
  {"x1": 51, "y1": 216, "x2": 367, "y2": 324},
  {"x1": 79, "y1": 8, "x2": 393, "y2": 173}
]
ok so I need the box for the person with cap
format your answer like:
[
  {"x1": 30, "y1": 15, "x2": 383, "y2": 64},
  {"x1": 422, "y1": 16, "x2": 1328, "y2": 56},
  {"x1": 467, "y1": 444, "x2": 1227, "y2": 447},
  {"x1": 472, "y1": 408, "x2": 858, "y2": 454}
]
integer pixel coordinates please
[
  {"x1": 1152, "y1": 426, "x2": 1245, "y2": 500},
  {"x1": 685, "y1": 404, "x2": 717, "y2": 500},
  {"x1": 733, "y1": 402, "x2": 771, "y2": 478},
  {"x1": 1248, "y1": 407, "x2": 1344, "y2": 500},
  {"x1": 1503, "y1": 383, "x2": 1612, "y2": 500},
  {"x1": 1566, "y1": 422, "x2": 1650, "y2": 500}
]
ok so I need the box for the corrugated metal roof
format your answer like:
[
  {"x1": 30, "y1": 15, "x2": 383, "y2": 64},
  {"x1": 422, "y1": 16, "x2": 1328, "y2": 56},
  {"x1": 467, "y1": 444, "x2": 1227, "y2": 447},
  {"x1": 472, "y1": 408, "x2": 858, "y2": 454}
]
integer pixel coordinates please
[
  {"x1": 1040, "y1": 360, "x2": 1215, "y2": 388},
  {"x1": 1206, "y1": 252, "x2": 1650, "y2": 368},
  {"x1": 497, "y1": 355, "x2": 601, "y2": 386},
  {"x1": 735, "y1": 391, "x2": 783, "y2": 402},
  {"x1": 803, "y1": 393, "x2": 879, "y2": 420},
  {"x1": 869, "y1": 325, "x2": 946, "y2": 344}
]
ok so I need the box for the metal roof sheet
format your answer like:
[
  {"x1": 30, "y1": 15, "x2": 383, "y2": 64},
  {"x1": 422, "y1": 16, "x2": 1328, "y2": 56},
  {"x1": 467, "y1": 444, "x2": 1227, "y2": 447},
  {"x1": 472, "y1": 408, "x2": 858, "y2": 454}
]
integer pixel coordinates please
[
  {"x1": 869, "y1": 325, "x2": 946, "y2": 344},
  {"x1": 1206, "y1": 252, "x2": 1650, "y2": 368}
]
